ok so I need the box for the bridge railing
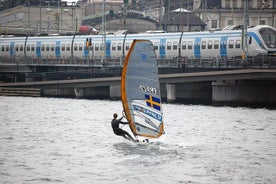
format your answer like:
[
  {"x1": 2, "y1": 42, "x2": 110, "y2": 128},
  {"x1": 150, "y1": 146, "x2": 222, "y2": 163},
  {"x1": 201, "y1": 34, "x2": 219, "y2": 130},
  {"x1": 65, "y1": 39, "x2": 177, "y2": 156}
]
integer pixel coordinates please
[{"x1": 0, "y1": 55, "x2": 275, "y2": 69}]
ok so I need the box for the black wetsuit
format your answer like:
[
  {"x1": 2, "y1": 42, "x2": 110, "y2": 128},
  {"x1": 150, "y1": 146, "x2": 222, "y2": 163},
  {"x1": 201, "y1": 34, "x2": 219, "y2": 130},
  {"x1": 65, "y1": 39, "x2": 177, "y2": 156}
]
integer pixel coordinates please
[{"x1": 111, "y1": 117, "x2": 135, "y2": 141}]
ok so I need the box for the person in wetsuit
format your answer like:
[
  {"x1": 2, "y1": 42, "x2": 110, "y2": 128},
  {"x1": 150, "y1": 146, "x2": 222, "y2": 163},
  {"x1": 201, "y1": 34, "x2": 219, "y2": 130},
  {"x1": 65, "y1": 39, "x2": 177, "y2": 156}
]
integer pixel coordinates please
[{"x1": 111, "y1": 113, "x2": 136, "y2": 142}]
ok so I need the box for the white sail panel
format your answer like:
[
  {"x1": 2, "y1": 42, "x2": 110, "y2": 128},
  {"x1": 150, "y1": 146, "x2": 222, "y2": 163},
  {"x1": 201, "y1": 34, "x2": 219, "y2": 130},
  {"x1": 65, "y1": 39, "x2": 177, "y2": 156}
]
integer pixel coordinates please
[{"x1": 121, "y1": 40, "x2": 164, "y2": 138}]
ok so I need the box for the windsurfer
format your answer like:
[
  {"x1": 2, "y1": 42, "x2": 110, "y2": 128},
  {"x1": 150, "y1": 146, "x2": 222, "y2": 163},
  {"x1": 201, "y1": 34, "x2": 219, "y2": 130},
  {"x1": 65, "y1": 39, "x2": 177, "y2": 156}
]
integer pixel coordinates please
[{"x1": 111, "y1": 113, "x2": 137, "y2": 142}]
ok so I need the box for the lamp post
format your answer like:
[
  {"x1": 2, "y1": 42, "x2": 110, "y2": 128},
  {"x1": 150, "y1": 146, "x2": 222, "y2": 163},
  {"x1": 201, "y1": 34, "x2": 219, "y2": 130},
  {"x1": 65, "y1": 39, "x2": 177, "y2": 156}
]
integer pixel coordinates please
[
  {"x1": 242, "y1": 0, "x2": 248, "y2": 65},
  {"x1": 101, "y1": 0, "x2": 106, "y2": 63}
]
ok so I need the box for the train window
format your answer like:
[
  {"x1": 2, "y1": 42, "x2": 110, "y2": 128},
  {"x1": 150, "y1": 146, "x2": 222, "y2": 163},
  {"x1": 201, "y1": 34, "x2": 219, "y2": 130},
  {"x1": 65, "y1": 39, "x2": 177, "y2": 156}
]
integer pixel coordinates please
[
  {"x1": 214, "y1": 40, "x2": 219, "y2": 49},
  {"x1": 51, "y1": 44, "x2": 54, "y2": 51},
  {"x1": 112, "y1": 43, "x2": 116, "y2": 51},
  {"x1": 117, "y1": 43, "x2": 122, "y2": 51},
  {"x1": 201, "y1": 41, "x2": 206, "y2": 49},
  {"x1": 235, "y1": 40, "x2": 240, "y2": 48},
  {"x1": 74, "y1": 43, "x2": 78, "y2": 51},
  {"x1": 27, "y1": 44, "x2": 30, "y2": 51},
  {"x1": 15, "y1": 45, "x2": 19, "y2": 52},
  {"x1": 20, "y1": 44, "x2": 23, "y2": 52},
  {"x1": 79, "y1": 43, "x2": 83, "y2": 51},
  {"x1": 167, "y1": 42, "x2": 172, "y2": 50},
  {"x1": 1, "y1": 45, "x2": 4, "y2": 52},
  {"x1": 173, "y1": 42, "x2": 178, "y2": 50},
  {"x1": 36, "y1": 45, "x2": 40, "y2": 51},
  {"x1": 182, "y1": 41, "x2": 186, "y2": 50},
  {"x1": 95, "y1": 43, "x2": 99, "y2": 51},
  {"x1": 31, "y1": 44, "x2": 35, "y2": 51},
  {"x1": 229, "y1": 40, "x2": 234, "y2": 49},
  {"x1": 188, "y1": 41, "x2": 193, "y2": 49},
  {"x1": 125, "y1": 43, "x2": 130, "y2": 50},
  {"x1": 62, "y1": 44, "x2": 65, "y2": 51},
  {"x1": 208, "y1": 41, "x2": 212, "y2": 49},
  {"x1": 6, "y1": 45, "x2": 9, "y2": 52},
  {"x1": 42, "y1": 44, "x2": 45, "y2": 51},
  {"x1": 154, "y1": 42, "x2": 159, "y2": 50},
  {"x1": 46, "y1": 44, "x2": 50, "y2": 51},
  {"x1": 66, "y1": 44, "x2": 70, "y2": 51}
]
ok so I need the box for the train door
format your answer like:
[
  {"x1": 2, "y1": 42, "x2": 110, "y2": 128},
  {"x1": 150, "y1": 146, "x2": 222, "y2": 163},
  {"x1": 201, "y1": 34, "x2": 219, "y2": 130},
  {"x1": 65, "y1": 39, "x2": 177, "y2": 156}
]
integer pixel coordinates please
[
  {"x1": 194, "y1": 37, "x2": 201, "y2": 58},
  {"x1": 36, "y1": 41, "x2": 41, "y2": 58},
  {"x1": 55, "y1": 41, "x2": 61, "y2": 59},
  {"x1": 159, "y1": 38, "x2": 166, "y2": 59},
  {"x1": 220, "y1": 36, "x2": 227, "y2": 58}
]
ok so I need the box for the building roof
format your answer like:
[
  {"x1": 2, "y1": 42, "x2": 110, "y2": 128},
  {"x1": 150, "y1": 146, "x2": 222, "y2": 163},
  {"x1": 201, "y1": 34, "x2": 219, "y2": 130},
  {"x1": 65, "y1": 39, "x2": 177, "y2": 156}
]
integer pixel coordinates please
[{"x1": 161, "y1": 11, "x2": 205, "y2": 26}]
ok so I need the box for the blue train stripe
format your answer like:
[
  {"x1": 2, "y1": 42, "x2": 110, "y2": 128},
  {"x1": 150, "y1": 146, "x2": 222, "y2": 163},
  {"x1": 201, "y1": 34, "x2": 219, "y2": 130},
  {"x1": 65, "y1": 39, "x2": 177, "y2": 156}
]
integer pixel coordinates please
[
  {"x1": 220, "y1": 36, "x2": 228, "y2": 58},
  {"x1": 194, "y1": 37, "x2": 201, "y2": 58},
  {"x1": 106, "y1": 40, "x2": 111, "y2": 58},
  {"x1": 160, "y1": 38, "x2": 166, "y2": 58},
  {"x1": 10, "y1": 42, "x2": 15, "y2": 57},
  {"x1": 84, "y1": 40, "x2": 89, "y2": 58},
  {"x1": 55, "y1": 41, "x2": 61, "y2": 58},
  {"x1": 36, "y1": 41, "x2": 41, "y2": 58}
]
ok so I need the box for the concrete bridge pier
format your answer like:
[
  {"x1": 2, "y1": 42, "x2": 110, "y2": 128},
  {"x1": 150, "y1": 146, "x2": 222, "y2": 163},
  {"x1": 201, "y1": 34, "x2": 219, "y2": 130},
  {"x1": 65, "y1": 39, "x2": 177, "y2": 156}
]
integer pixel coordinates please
[
  {"x1": 212, "y1": 80, "x2": 276, "y2": 107},
  {"x1": 165, "y1": 84, "x2": 176, "y2": 103},
  {"x1": 110, "y1": 85, "x2": 121, "y2": 100}
]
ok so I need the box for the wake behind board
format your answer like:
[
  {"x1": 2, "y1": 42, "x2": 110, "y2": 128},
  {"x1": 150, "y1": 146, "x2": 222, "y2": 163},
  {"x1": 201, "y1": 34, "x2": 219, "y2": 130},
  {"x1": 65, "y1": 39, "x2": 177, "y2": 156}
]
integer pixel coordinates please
[{"x1": 121, "y1": 39, "x2": 165, "y2": 142}]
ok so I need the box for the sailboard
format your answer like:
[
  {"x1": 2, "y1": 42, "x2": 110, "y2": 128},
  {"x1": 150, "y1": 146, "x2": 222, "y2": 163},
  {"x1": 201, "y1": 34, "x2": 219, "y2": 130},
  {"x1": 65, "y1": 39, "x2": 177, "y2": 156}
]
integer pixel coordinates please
[{"x1": 121, "y1": 39, "x2": 164, "y2": 140}]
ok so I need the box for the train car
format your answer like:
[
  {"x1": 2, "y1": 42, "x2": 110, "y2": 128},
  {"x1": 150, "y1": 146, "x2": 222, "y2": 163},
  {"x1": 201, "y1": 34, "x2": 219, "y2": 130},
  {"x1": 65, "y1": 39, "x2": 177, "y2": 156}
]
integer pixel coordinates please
[{"x1": 0, "y1": 25, "x2": 275, "y2": 63}]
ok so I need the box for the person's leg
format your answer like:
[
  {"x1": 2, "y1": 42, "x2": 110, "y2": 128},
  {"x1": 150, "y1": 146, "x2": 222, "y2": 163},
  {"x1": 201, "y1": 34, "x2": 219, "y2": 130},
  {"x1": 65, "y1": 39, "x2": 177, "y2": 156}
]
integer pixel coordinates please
[{"x1": 122, "y1": 130, "x2": 136, "y2": 142}]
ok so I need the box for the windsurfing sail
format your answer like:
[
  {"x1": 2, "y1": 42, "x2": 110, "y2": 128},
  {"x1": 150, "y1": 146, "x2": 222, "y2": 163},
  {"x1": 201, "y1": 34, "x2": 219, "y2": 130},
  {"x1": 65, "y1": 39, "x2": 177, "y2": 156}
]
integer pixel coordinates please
[{"x1": 121, "y1": 39, "x2": 164, "y2": 138}]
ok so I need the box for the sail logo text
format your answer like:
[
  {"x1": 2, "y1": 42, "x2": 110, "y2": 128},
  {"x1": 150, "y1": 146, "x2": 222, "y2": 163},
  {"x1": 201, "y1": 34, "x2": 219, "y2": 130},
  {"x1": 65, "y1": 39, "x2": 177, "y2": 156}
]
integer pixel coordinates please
[
  {"x1": 133, "y1": 104, "x2": 162, "y2": 122},
  {"x1": 138, "y1": 85, "x2": 157, "y2": 94}
]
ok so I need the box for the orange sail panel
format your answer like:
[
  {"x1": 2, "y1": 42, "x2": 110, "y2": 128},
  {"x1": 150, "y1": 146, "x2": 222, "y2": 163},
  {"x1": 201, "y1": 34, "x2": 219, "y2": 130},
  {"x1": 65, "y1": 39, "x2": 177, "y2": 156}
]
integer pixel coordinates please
[{"x1": 121, "y1": 40, "x2": 164, "y2": 138}]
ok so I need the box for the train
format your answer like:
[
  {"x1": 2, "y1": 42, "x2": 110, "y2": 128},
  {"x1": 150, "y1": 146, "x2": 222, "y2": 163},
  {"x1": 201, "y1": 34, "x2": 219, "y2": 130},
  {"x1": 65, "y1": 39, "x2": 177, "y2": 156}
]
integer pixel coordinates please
[{"x1": 0, "y1": 25, "x2": 275, "y2": 63}]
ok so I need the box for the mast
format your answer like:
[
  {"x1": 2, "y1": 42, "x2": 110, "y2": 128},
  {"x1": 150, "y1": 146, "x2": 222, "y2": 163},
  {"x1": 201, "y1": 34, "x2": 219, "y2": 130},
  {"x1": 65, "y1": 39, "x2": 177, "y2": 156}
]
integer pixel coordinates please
[{"x1": 101, "y1": 0, "x2": 106, "y2": 63}]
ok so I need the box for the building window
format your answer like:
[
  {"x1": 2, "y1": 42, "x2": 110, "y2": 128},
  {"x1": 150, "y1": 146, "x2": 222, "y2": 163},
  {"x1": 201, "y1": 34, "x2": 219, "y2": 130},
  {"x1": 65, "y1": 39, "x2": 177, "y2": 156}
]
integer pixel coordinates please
[
  {"x1": 225, "y1": 0, "x2": 230, "y2": 8},
  {"x1": 211, "y1": 20, "x2": 218, "y2": 29},
  {"x1": 260, "y1": 20, "x2": 266, "y2": 25},
  {"x1": 232, "y1": 0, "x2": 237, "y2": 8},
  {"x1": 227, "y1": 20, "x2": 233, "y2": 26}
]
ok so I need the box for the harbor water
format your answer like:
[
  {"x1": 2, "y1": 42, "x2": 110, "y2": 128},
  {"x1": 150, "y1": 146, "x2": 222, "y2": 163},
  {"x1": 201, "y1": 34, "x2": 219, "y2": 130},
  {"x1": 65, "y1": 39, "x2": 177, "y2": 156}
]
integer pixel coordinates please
[{"x1": 0, "y1": 96, "x2": 275, "y2": 184}]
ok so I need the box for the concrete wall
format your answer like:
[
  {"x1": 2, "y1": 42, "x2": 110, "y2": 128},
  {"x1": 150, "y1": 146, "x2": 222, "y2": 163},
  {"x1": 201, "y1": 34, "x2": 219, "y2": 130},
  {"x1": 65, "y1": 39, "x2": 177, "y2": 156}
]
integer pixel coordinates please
[{"x1": 212, "y1": 80, "x2": 276, "y2": 107}]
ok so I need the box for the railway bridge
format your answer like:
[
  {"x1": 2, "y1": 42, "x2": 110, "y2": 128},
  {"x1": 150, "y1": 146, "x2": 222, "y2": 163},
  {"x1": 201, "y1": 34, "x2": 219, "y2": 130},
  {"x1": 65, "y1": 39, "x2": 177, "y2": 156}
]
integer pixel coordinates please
[{"x1": 0, "y1": 69, "x2": 276, "y2": 108}]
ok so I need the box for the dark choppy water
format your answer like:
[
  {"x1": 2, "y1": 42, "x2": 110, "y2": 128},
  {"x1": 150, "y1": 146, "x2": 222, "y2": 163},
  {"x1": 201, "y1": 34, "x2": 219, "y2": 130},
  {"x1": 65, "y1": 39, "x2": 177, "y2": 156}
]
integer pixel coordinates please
[{"x1": 0, "y1": 96, "x2": 275, "y2": 184}]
